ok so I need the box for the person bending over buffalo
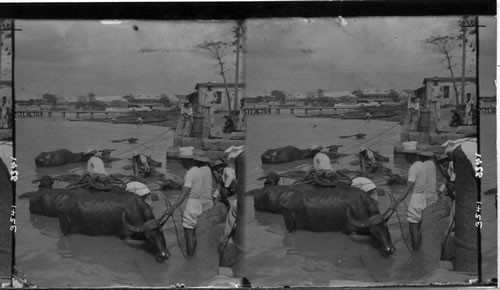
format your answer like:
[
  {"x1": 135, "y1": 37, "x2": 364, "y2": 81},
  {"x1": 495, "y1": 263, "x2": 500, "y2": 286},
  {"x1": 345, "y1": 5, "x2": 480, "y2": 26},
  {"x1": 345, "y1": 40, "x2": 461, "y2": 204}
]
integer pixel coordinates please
[
  {"x1": 359, "y1": 147, "x2": 377, "y2": 173},
  {"x1": 126, "y1": 181, "x2": 153, "y2": 207},
  {"x1": 87, "y1": 149, "x2": 108, "y2": 176},
  {"x1": 132, "y1": 151, "x2": 151, "y2": 178},
  {"x1": 212, "y1": 159, "x2": 237, "y2": 209},
  {"x1": 351, "y1": 177, "x2": 382, "y2": 203}
]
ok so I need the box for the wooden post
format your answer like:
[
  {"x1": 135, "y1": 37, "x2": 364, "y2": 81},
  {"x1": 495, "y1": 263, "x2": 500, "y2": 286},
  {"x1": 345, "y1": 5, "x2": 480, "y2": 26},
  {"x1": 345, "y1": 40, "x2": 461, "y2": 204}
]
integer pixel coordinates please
[
  {"x1": 452, "y1": 146, "x2": 478, "y2": 272},
  {"x1": 76, "y1": 112, "x2": 80, "y2": 118},
  {"x1": 91, "y1": 112, "x2": 94, "y2": 119},
  {"x1": 62, "y1": 112, "x2": 66, "y2": 118},
  {"x1": 291, "y1": 108, "x2": 294, "y2": 114}
]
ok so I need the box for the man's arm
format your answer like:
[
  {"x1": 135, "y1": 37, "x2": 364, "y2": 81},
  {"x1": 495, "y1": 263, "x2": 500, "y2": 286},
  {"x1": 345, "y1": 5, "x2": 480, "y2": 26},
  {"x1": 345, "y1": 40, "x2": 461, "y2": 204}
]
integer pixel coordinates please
[
  {"x1": 392, "y1": 181, "x2": 415, "y2": 208},
  {"x1": 167, "y1": 186, "x2": 191, "y2": 215}
]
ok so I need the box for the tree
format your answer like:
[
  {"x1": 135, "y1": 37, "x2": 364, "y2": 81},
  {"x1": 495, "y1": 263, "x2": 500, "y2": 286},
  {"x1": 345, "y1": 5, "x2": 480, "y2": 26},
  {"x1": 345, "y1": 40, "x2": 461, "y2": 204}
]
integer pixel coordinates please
[
  {"x1": 232, "y1": 20, "x2": 245, "y2": 111},
  {"x1": 424, "y1": 16, "x2": 476, "y2": 106},
  {"x1": 316, "y1": 89, "x2": 325, "y2": 98},
  {"x1": 197, "y1": 40, "x2": 233, "y2": 112},
  {"x1": 42, "y1": 93, "x2": 57, "y2": 106},
  {"x1": 270, "y1": 90, "x2": 287, "y2": 103},
  {"x1": 351, "y1": 89, "x2": 363, "y2": 98},
  {"x1": 160, "y1": 94, "x2": 172, "y2": 107},
  {"x1": 388, "y1": 89, "x2": 400, "y2": 102}
]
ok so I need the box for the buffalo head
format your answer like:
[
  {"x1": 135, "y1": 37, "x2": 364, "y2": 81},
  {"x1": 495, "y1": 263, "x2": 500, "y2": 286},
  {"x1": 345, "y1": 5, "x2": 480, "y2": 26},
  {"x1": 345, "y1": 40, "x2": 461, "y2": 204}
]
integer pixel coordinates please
[
  {"x1": 347, "y1": 207, "x2": 395, "y2": 257},
  {"x1": 258, "y1": 172, "x2": 287, "y2": 186},
  {"x1": 122, "y1": 212, "x2": 170, "y2": 262}
]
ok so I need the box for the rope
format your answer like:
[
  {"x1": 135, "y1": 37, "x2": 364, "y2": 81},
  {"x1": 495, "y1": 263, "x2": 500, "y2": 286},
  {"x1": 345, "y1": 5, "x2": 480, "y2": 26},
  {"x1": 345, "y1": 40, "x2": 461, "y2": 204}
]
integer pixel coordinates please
[
  {"x1": 164, "y1": 199, "x2": 188, "y2": 259},
  {"x1": 337, "y1": 122, "x2": 400, "y2": 155},
  {"x1": 441, "y1": 214, "x2": 455, "y2": 259},
  {"x1": 454, "y1": 236, "x2": 479, "y2": 251},
  {"x1": 112, "y1": 129, "x2": 172, "y2": 158},
  {"x1": 395, "y1": 206, "x2": 413, "y2": 255}
]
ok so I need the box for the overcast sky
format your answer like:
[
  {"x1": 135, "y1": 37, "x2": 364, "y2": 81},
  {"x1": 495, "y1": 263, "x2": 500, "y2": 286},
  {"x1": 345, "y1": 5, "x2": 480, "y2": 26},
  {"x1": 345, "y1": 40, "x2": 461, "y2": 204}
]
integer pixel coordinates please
[
  {"x1": 15, "y1": 20, "x2": 238, "y2": 99},
  {"x1": 245, "y1": 16, "x2": 496, "y2": 97},
  {"x1": 15, "y1": 17, "x2": 496, "y2": 100}
]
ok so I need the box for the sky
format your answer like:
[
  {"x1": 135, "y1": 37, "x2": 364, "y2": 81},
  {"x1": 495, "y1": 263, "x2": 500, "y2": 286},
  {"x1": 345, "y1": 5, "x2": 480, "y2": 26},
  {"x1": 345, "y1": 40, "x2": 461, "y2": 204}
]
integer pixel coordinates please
[
  {"x1": 15, "y1": 20, "x2": 239, "y2": 99},
  {"x1": 14, "y1": 17, "x2": 496, "y2": 100},
  {"x1": 245, "y1": 16, "x2": 496, "y2": 97}
]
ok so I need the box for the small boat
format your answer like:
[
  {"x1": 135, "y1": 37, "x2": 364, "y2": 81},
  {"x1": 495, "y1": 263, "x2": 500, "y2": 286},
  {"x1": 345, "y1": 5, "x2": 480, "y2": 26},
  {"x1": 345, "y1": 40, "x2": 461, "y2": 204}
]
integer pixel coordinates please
[
  {"x1": 111, "y1": 117, "x2": 168, "y2": 124},
  {"x1": 66, "y1": 117, "x2": 112, "y2": 122},
  {"x1": 340, "y1": 112, "x2": 397, "y2": 120}
]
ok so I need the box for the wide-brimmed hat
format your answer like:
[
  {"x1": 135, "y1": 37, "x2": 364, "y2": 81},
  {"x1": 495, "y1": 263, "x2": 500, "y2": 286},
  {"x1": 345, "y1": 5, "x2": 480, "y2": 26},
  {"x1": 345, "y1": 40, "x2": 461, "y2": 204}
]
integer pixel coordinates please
[
  {"x1": 194, "y1": 156, "x2": 210, "y2": 163},
  {"x1": 212, "y1": 160, "x2": 225, "y2": 167},
  {"x1": 85, "y1": 148, "x2": 97, "y2": 155},
  {"x1": 311, "y1": 145, "x2": 323, "y2": 151},
  {"x1": 179, "y1": 146, "x2": 195, "y2": 159},
  {"x1": 207, "y1": 82, "x2": 213, "y2": 87},
  {"x1": 359, "y1": 146, "x2": 367, "y2": 152},
  {"x1": 225, "y1": 145, "x2": 244, "y2": 159},
  {"x1": 320, "y1": 147, "x2": 329, "y2": 153},
  {"x1": 126, "y1": 181, "x2": 151, "y2": 197},
  {"x1": 132, "y1": 151, "x2": 139, "y2": 156},
  {"x1": 417, "y1": 150, "x2": 434, "y2": 157},
  {"x1": 401, "y1": 148, "x2": 418, "y2": 154}
]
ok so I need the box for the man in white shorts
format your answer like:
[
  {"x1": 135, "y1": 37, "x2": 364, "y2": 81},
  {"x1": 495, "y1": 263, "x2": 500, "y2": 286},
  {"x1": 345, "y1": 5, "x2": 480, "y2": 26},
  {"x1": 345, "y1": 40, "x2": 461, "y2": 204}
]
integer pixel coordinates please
[
  {"x1": 392, "y1": 149, "x2": 427, "y2": 252},
  {"x1": 165, "y1": 151, "x2": 203, "y2": 257}
]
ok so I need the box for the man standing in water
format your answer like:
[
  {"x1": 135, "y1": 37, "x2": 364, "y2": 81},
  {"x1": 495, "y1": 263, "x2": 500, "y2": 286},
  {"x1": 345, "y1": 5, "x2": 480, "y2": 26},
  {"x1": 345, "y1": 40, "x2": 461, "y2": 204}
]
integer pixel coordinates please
[
  {"x1": 194, "y1": 156, "x2": 213, "y2": 212},
  {"x1": 392, "y1": 148, "x2": 427, "y2": 252},
  {"x1": 203, "y1": 82, "x2": 217, "y2": 135},
  {"x1": 429, "y1": 77, "x2": 443, "y2": 132},
  {"x1": 165, "y1": 151, "x2": 203, "y2": 257},
  {"x1": 417, "y1": 151, "x2": 438, "y2": 206}
]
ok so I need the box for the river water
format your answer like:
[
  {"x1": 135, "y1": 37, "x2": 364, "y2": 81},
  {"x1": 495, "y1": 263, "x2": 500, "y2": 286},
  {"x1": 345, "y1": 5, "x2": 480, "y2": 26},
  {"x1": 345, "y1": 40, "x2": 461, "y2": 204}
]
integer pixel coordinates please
[
  {"x1": 243, "y1": 113, "x2": 496, "y2": 286},
  {"x1": 15, "y1": 117, "x2": 222, "y2": 287}
]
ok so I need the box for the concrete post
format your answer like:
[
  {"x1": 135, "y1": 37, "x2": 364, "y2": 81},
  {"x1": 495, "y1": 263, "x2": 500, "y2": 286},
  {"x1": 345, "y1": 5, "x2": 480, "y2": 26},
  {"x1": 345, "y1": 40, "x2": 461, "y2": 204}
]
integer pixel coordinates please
[{"x1": 452, "y1": 146, "x2": 478, "y2": 272}]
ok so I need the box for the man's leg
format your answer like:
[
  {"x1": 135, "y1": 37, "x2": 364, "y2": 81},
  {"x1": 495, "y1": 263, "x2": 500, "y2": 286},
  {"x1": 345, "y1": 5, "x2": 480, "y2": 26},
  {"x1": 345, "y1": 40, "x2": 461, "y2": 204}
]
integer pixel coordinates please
[
  {"x1": 409, "y1": 222, "x2": 422, "y2": 252},
  {"x1": 184, "y1": 228, "x2": 196, "y2": 257}
]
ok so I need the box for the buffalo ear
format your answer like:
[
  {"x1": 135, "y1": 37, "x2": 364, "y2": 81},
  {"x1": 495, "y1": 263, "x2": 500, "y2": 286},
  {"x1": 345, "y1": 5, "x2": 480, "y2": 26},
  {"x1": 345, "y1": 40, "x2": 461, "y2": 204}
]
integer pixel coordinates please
[{"x1": 58, "y1": 214, "x2": 71, "y2": 235}]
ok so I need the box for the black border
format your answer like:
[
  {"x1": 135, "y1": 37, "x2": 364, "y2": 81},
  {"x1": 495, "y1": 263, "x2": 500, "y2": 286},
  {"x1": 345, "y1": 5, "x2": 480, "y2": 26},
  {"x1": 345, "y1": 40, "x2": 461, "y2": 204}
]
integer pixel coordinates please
[{"x1": 0, "y1": 1, "x2": 496, "y2": 20}]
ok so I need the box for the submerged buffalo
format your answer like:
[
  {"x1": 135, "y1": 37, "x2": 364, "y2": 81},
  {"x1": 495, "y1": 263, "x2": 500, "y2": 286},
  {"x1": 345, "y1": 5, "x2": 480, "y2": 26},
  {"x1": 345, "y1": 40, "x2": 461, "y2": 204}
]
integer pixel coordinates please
[
  {"x1": 250, "y1": 173, "x2": 395, "y2": 257},
  {"x1": 261, "y1": 146, "x2": 315, "y2": 164},
  {"x1": 35, "y1": 149, "x2": 94, "y2": 167},
  {"x1": 20, "y1": 176, "x2": 170, "y2": 262},
  {"x1": 57, "y1": 191, "x2": 170, "y2": 262}
]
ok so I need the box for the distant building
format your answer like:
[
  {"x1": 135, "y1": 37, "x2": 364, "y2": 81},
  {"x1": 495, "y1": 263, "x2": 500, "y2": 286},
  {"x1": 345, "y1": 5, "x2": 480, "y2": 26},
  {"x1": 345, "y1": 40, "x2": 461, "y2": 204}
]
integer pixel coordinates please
[
  {"x1": 358, "y1": 89, "x2": 392, "y2": 101},
  {"x1": 323, "y1": 91, "x2": 358, "y2": 101},
  {"x1": 421, "y1": 77, "x2": 477, "y2": 105},
  {"x1": 195, "y1": 82, "x2": 245, "y2": 111},
  {"x1": 284, "y1": 93, "x2": 307, "y2": 106},
  {"x1": 130, "y1": 94, "x2": 163, "y2": 107}
]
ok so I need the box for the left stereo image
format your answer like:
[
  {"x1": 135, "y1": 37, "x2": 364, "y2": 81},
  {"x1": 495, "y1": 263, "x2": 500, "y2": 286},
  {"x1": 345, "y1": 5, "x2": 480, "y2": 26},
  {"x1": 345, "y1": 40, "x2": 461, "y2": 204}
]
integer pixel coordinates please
[{"x1": 11, "y1": 20, "x2": 246, "y2": 287}]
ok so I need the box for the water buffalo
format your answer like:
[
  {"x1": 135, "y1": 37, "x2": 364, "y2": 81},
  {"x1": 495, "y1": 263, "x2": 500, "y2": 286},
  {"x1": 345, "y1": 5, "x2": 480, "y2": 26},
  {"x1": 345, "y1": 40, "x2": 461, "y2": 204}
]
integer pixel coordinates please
[
  {"x1": 261, "y1": 146, "x2": 314, "y2": 164},
  {"x1": 35, "y1": 149, "x2": 93, "y2": 167},
  {"x1": 251, "y1": 173, "x2": 395, "y2": 257},
  {"x1": 57, "y1": 191, "x2": 170, "y2": 262},
  {"x1": 19, "y1": 176, "x2": 88, "y2": 217}
]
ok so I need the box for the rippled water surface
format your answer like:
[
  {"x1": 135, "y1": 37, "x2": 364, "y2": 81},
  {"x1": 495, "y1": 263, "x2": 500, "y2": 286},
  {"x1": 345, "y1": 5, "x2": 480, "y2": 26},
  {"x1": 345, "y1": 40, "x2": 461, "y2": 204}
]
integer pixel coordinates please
[
  {"x1": 243, "y1": 113, "x2": 496, "y2": 286},
  {"x1": 16, "y1": 117, "x2": 221, "y2": 287}
]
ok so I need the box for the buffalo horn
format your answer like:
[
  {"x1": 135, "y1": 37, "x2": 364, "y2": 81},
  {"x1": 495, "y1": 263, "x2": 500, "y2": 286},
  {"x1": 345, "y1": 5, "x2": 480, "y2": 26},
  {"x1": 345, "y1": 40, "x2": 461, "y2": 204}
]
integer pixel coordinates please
[
  {"x1": 346, "y1": 207, "x2": 369, "y2": 229},
  {"x1": 122, "y1": 212, "x2": 145, "y2": 233}
]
